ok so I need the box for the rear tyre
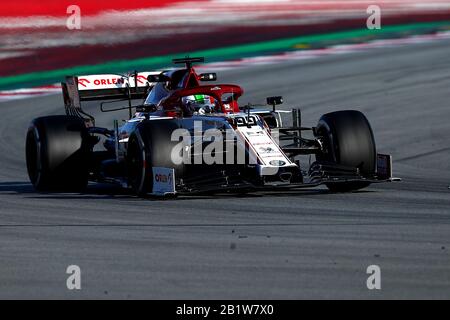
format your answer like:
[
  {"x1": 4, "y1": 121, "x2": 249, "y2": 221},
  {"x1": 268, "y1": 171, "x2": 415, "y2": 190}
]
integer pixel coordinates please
[
  {"x1": 25, "y1": 116, "x2": 91, "y2": 191},
  {"x1": 126, "y1": 119, "x2": 184, "y2": 196},
  {"x1": 316, "y1": 110, "x2": 376, "y2": 192}
]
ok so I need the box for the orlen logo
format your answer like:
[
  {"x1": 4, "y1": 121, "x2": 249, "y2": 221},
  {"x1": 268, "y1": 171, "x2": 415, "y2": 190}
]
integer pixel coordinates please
[
  {"x1": 136, "y1": 75, "x2": 148, "y2": 84},
  {"x1": 155, "y1": 173, "x2": 172, "y2": 184},
  {"x1": 93, "y1": 78, "x2": 125, "y2": 86},
  {"x1": 78, "y1": 77, "x2": 125, "y2": 88},
  {"x1": 78, "y1": 78, "x2": 90, "y2": 87}
]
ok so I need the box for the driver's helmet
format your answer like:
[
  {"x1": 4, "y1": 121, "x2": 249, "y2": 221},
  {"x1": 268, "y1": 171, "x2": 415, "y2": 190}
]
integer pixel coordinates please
[{"x1": 182, "y1": 94, "x2": 216, "y2": 114}]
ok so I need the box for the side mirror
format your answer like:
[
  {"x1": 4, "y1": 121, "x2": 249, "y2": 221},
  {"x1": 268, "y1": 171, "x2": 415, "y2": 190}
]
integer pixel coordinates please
[
  {"x1": 199, "y1": 73, "x2": 217, "y2": 81},
  {"x1": 147, "y1": 74, "x2": 170, "y2": 83},
  {"x1": 267, "y1": 96, "x2": 283, "y2": 106}
]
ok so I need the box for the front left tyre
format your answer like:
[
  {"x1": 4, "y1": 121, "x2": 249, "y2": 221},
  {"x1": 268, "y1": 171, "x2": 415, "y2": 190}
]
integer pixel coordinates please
[
  {"x1": 316, "y1": 110, "x2": 377, "y2": 192},
  {"x1": 26, "y1": 116, "x2": 91, "y2": 191}
]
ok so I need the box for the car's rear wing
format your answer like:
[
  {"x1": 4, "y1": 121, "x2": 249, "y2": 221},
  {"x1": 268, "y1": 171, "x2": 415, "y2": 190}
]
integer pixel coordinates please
[{"x1": 62, "y1": 72, "x2": 161, "y2": 126}]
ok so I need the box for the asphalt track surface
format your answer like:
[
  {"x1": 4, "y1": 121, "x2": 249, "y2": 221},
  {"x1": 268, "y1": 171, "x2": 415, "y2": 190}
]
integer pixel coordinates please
[{"x1": 1, "y1": 39, "x2": 450, "y2": 299}]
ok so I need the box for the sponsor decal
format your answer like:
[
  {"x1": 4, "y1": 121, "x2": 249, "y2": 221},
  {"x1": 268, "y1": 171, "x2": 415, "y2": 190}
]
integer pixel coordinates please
[
  {"x1": 76, "y1": 72, "x2": 160, "y2": 90},
  {"x1": 259, "y1": 146, "x2": 277, "y2": 154},
  {"x1": 154, "y1": 172, "x2": 173, "y2": 184},
  {"x1": 152, "y1": 167, "x2": 176, "y2": 195},
  {"x1": 269, "y1": 160, "x2": 286, "y2": 166},
  {"x1": 136, "y1": 75, "x2": 148, "y2": 84},
  {"x1": 93, "y1": 78, "x2": 125, "y2": 86},
  {"x1": 79, "y1": 77, "x2": 125, "y2": 87},
  {"x1": 246, "y1": 131, "x2": 263, "y2": 136},
  {"x1": 77, "y1": 78, "x2": 90, "y2": 87}
]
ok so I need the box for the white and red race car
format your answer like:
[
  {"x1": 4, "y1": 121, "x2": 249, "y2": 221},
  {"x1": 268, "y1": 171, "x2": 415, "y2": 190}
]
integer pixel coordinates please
[{"x1": 26, "y1": 57, "x2": 398, "y2": 196}]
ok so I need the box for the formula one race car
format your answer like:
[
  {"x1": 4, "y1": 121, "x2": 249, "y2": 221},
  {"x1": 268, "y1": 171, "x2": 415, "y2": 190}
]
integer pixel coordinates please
[{"x1": 25, "y1": 57, "x2": 398, "y2": 196}]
